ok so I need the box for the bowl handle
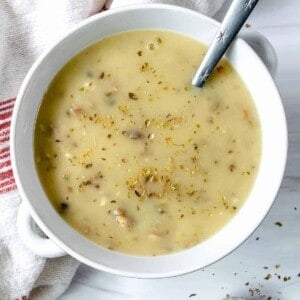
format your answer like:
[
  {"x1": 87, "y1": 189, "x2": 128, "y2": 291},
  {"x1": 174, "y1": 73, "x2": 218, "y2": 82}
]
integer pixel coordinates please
[
  {"x1": 17, "y1": 201, "x2": 67, "y2": 258},
  {"x1": 239, "y1": 29, "x2": 278, "y2": 78}
]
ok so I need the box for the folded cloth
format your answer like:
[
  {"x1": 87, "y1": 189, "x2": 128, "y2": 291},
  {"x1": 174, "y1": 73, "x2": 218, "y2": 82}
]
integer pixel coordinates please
[{"x1": 0, "y1": 0, "x2": 225, "y2": 299}]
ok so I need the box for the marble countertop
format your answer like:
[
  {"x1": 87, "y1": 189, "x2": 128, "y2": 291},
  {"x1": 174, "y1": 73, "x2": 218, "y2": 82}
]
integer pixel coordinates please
[{"x1": 60, "y1": 1, "x2": 300, "y2": 299}]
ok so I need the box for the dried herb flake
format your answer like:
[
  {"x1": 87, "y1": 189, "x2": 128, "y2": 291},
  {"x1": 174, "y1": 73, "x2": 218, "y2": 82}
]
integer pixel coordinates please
[{"x1": 128, "y1": 92, "x2": 138, "y2": 100}]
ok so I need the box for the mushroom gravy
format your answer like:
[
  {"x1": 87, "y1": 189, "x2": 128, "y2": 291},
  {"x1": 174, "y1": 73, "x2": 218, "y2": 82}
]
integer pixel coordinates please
[{"x1": 34, "y1": 30, "x2": 261, "y2": 256}]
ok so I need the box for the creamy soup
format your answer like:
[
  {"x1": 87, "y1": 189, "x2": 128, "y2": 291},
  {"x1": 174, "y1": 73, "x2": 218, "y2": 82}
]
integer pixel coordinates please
[{"x1": 34, "y1": 30, "x2": 261, "y2": 256}]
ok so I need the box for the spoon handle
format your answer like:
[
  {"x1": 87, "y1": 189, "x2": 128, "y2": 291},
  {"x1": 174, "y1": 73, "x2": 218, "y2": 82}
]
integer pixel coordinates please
[{"x1": 192, "y1": 0, "x2": 260, "y2": 88}]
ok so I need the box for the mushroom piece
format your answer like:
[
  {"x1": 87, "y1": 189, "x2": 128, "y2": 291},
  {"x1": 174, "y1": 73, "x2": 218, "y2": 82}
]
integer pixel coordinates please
[
  {"x1": 112, "y1": 208, "x2": 134, "y2": 229},
  {"x1": 105, "y1": 86, "x2": 118, "y2": 96},
  {"x1": 112, "y1": 208, "x2": 126, "y2": 216},
  {"x1": 122, "y1": 129, "x2": 144, "y2": 140},
  {"x1": 129, "y1": 129, "x2": 144, "y2": 139},
  {"x1": 116, "y1": 215, "x2": 134, "y2": 229}
]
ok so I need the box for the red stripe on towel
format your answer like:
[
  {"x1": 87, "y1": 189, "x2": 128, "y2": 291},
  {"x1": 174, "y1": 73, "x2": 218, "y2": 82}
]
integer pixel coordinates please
[
  {"x1": 0, "y1": 103, "x2": 14, "y2": 113},
  {"x1": 0, "y1": 98, "x2": 15, "y2": 106},
  {"x1": 0, "y1": 98, "x2": 16, "y2": 194}
]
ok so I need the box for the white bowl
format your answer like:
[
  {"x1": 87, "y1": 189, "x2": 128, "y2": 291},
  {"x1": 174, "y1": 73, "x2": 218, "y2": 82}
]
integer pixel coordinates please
[{"x1": 11, "y1": 4, "x2": 287, "y2": 278}]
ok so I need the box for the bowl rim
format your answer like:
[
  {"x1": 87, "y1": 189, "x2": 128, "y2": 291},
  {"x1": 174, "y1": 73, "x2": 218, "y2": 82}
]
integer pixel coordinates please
[{"x1": 10, "y1": 3, "x2": 288, "y2": 278}]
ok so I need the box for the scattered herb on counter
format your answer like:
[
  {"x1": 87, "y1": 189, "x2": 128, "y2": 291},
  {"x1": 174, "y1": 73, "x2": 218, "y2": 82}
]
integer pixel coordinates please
[
  {"x1": 264, "y1": 274, "x2": 272, "y2": 280},
  {"x1": 275, "y1": 221, "x2": 283, "y2": 227},
  {"x1": 189, "y1": 294, "x2": 196, "y2": 298}
]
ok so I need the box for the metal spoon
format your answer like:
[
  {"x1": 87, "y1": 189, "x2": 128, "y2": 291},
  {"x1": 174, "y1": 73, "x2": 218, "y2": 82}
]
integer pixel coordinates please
[{"x1": 192, "y1": 0, "x2": 260, "y2": 88}]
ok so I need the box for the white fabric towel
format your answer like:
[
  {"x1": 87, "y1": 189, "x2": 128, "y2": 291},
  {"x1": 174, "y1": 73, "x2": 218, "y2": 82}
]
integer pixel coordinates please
[{"x1": 0, "y1": 0, "x2": 226, "y2": 299}]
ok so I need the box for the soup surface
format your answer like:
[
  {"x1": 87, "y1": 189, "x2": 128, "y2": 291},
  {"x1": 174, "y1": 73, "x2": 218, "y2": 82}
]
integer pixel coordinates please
[{"x1": 35, "y1": 30, "x2": 261, "y2": 256}]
